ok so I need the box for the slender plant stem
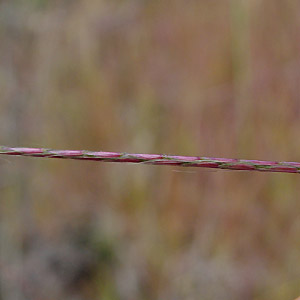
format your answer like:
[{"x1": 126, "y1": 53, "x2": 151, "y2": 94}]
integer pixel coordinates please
[{"x1": 0, "y1": 145, "x2": 299, "y2": 174}]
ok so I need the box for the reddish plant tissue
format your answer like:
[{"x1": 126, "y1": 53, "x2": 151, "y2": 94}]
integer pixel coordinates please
[{"x1": 1, "y1": 146, "x2": 300, "y2": 174}]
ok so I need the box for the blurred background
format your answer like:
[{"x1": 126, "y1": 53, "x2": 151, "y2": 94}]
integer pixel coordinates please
[{"x1": 1, "y1": 0, "x2": 300, "y2": 299}]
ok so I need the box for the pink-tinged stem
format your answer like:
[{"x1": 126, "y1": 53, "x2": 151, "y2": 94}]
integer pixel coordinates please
[{"x1": 0, "y1": 146, "x2": 299, "y2": 174}]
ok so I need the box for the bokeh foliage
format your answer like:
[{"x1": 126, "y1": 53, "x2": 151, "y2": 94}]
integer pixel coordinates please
[{"x1": 1, "y1": 0, "x2": 300, "y2": 299}]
